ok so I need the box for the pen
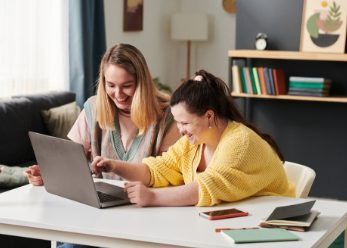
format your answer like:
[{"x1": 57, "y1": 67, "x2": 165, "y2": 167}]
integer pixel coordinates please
[
  {"x1": 215, "y1": 227, "x2": 259, "y2": 232},
  {"x1": 0, "y1": 167, "x2": 4, "y2": 174}
]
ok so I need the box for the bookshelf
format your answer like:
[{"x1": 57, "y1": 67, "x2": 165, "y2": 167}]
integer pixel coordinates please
[
  {"x1": 229, "y1": 50, "x2": 347, "y2": 62},
  {"x1": 229, "y1": 50, "x2": 347, "y2": 103},
  {"x1": 231, "y1": 93, "x2": 347, "y2": 103}
]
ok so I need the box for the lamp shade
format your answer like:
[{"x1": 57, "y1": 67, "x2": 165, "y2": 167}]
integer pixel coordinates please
[{"x1": 171, "y1": 13, "x2": 208, "y2": 41}]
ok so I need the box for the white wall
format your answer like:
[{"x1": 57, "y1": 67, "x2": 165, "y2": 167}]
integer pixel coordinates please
[
  {"x1": 178, "y1": 0, "x2": 236, "y2": 85},
  {"x1": 104, "y1": 0, "x2": 236, "y2": 89},
  {"x1": 104, "y1": 0, "x2": 180, "y2": 88}
]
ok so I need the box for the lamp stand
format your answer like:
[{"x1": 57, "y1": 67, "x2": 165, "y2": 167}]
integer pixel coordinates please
[{"x1": 187, "y1": 40, "x2": 191, "y2": 79}]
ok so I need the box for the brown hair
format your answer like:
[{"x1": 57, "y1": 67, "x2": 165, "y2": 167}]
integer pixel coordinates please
[
  {"x1": 170, "y1": 69, "x2": 285, "y2": 162},
  {"x1": 96, "y1": 44, "x2": 170, "y2": 135}
]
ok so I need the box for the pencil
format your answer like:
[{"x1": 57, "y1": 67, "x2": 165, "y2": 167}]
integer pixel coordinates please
[{"x1": 215, "y1": 227, "x2": 259, "y2": 232}]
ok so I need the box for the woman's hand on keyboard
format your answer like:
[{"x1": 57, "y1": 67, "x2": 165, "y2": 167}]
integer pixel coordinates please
[{"x1": 91, "y1": 156, "x2": 116, "y2": 176}]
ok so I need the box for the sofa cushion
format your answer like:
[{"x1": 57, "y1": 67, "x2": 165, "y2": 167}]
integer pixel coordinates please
[
  {"x1": 13, "y1": 91, "x2": 76, "y2": 161},
  {"x1": 40, "y1": 101, "x2": 81, "y2": 139},
  {"x1": 0, "y1": 165, "x2": 29, "y2": 188},
  {"x1": 0, "y1": 98, "x2": 34, "y2": 165}
]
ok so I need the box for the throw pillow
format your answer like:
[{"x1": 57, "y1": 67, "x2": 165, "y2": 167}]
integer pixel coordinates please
[
  {"x1": 0, "y1": 165, "x2": 29, "y2": 188},
  {"x1": 40, "y1": 101, "x2": 81, "y2": 139}
]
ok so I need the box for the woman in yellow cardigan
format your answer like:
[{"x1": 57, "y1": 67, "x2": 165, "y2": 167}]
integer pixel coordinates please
[{"x1": 91, "y1": 70, "x2": 296, "y2": 207}]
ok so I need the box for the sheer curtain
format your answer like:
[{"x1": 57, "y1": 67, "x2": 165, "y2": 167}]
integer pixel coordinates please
[{"x1": 0, "y1": 0, "x2": 69, "y2": 99}]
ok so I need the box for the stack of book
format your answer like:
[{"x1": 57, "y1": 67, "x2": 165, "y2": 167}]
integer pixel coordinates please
[
  {"x1": 259, "y1": 200, "x2": 320, "y2": 232},
  {"x1": 288, "y1": 77, "x2": 332, "y2": 97},
  {"x1": 232, "y1": 66, "x2": 287, "y2": 95}
]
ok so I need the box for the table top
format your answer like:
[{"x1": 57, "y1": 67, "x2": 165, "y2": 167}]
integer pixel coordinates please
[{"x1": 0, "y1": 179, "x2": 346, "y2": 248}]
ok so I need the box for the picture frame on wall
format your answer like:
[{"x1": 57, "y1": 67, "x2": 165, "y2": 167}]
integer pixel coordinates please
[
  {"x1": 123, "y1": 0, "x2": 143, "y2": 32},
  {"x1": 300, "y1": 0, "x2": 347, "y2": 53}
]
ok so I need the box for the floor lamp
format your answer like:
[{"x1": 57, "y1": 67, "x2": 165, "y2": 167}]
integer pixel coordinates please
[{"x1": 171, "y1": 13, "x2": 208, "y2": 79}]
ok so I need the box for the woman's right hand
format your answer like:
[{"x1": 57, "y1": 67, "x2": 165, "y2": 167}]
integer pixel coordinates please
[
  {"x1": 22, "y1": 165, "x2": 43, "y2": 186},
  {"x1": 90, "y1": 156, "x2": 116, "y2": 176}
]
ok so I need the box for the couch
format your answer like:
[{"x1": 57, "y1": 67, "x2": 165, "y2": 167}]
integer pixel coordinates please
[{"x1": 0, "y1": 91, "x2": 76, "y2": 248}]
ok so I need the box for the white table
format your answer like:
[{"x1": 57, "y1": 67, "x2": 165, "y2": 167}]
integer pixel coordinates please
[{"x1": 0, "y1": 179, "x2": 346, "y2": 248}]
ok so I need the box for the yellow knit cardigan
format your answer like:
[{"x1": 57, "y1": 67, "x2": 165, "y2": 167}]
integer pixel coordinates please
[{"x1": 142, "y1": 121, "x2": 296, "y2": 207}]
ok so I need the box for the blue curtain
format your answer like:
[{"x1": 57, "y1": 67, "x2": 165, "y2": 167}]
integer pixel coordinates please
[{"x1": 69, "y1": 0, "x2": 106, "y2": 108}]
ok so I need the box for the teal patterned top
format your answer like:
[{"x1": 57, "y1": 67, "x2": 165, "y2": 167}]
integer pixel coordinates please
[{"x1": 84, "y1": 96, "x2": 174, "y2": 180}]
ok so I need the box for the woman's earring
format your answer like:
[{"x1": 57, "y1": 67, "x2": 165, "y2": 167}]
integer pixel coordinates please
[{"x1": 209, "y1": 122, "x2": 212, "y2": 129}]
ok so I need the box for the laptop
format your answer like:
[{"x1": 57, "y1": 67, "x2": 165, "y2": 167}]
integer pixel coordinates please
[{"x1": 28, "y1": 132, "x2": 131, "y2": 208}]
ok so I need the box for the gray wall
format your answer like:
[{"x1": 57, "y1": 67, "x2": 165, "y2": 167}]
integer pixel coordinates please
[{"x1": 235, "y1": 0, "x2": 347, "y2": 200}]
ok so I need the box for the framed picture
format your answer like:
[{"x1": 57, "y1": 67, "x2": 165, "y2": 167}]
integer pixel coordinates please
[
  {"x1": 123, "y1": 0, "x2": 143, "y2": 32},
  {"x1": 300, "y1": 0, "x2": 347, "y2": 53}
]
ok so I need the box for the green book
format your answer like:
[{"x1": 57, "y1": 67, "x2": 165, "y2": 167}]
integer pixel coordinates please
[
  {"x1": 289, "y1": 82, "x2": 330, "y2": 89},
  {"x1": 253, "y1": 67, "x2": 262, "y2": 95},
  {"x1": 248, "y1": 67, "x2": 258, "y2": 94},
  {"x1": 239, "y1": 67, "x2": 248, "y2": 93},
  {"x1": 221, "y1": 228, "x2": 299, "y2": 243}
]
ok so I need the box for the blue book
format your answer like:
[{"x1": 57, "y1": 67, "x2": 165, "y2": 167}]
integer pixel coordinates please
[
  {"x1": 263, "y1": 67, "x2": 273, "y2": 95},
  {"x1": 267, "y1": 68, "x2": 276, "y2": 95}
]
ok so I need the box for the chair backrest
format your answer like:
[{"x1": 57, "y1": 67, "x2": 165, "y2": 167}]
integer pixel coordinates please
[{"x1": 283, "y1": 161, "x2": 316, "y2": 198}]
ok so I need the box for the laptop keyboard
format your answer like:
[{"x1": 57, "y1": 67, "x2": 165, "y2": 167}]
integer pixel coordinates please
[{"x1": 97, "y1": 191, "x2": 123, "y2": 203}]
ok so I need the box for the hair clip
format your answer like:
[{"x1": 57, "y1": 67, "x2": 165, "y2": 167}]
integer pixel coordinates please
[{"x1": 194, "y1": 75, "x2": 203, "y2": 81}]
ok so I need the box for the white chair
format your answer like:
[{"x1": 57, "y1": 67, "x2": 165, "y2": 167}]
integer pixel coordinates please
[{"x1": 283, "y1": 161, "x2": 316, "y2": 198}]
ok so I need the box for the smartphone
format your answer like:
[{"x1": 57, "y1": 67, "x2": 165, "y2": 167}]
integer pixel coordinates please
[{"x1": 199, "y1": 208, "x2": 248, "y2": 220}]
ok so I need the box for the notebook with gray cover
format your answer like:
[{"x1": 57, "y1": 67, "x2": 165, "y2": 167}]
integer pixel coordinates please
[{"x1": 29, "y1": 132, "x2": 131, "y2": 208}]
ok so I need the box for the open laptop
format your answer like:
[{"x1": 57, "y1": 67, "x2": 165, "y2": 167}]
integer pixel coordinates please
[{"x1": 28, "y1": 132, "x2": 131, "y2": 208}]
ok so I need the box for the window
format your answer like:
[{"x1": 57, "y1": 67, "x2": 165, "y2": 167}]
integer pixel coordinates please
[{"x1": 0, "y1": 0, "x2": 69, "y2": 99}]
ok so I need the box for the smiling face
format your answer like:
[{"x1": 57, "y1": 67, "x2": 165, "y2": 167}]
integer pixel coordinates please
[
  {"x1": 171, "y1": 103, "x2": 213, "y2": 145},
  {"x1": 104, "y1": 64, "x2": 136, "y2": 112}
]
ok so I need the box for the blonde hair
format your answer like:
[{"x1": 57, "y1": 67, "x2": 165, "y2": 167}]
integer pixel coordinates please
[{"x1": 96, "y1": 44, "x2": 170, "y2": 135}]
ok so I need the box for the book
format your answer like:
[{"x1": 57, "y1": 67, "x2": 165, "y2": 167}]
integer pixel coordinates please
[
  {"x1": 252, "y1": 67, "x2": 262, "y2": 95},
  {"x1": 221, "y1": 228, "x2": 299, "y2": 243},
  {"x1": 289, "y1": 88, "x2": 330, "y2": 93},
  {"x1": 289, "y1": 82, "x2": 331, "y2": 89},
  {"x1": 257, "y1": 67, "x2": 268, "y2": 95},
  {"x1": 261, "y1": 210, "x2": 320, "y2": 227},
  {"x1": 289, "y1": 76, "x2": 332, "y2": 83},
  {"x1": 273, "y1": 69, "x2": 287, "y2": 95},
  {"x1": 263, "y1": 67, "x2": 273, "y2": 95},
  {"x1": 266, "y1": 200, "x2": 315, "y2": 220},
  {"x1": 232, "y1": 66, "x2": 242, "y2": 93},
  {"x1": 288, "y1": 91, "x2": 329, "y2": 97},
  {"x1": 244, "y1": 67, "x2": 253, "y2": 94},
  {"x1": 248, "y1": 67, "x2": 258, "y2": 94},
  {"x1": 267, "y1": 68, "x2": 276, "y2": 95},
  {"x1": 239, "y1": 67, "x2": 248, "y2": 93},
  {"x1": 259, "y1": 222, "x2": 306, "y2": 232}
]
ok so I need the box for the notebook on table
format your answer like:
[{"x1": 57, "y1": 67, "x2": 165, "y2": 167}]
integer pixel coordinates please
[
  {"x1": 29, "y1": 132, "x2": 132, "y2": 209},
  {"x1": 221, "y1": 228, "x2": 299, "y2": 243},
  {"x1": 260, "y1": 200, "x2": 319, "y2": 231}
]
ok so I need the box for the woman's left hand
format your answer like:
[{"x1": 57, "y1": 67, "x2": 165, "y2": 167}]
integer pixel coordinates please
[{"x1": 124, "y1": 181, "x2": 155, "y2": 207}]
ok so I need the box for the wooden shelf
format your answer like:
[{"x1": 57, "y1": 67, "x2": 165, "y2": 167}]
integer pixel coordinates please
[
  {"x1": 228, "y1": 50, "x2": 347, "y2": 62},
  {"x1": 231, "y1": 93, "x2": 347, "y2": 103}
]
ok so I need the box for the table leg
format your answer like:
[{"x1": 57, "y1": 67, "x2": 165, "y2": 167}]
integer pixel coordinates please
[
  {"x1": 51, "y1": 240, "x2": 57, "y2": 248},
  {"x1": 345, "y1": 228, "x2": 347, "y2": 248}
]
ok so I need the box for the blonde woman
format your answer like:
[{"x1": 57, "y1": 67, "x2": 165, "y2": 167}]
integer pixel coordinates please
[{"x1": 24, "y1": 43, "x2": 180, "y2": 185}]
